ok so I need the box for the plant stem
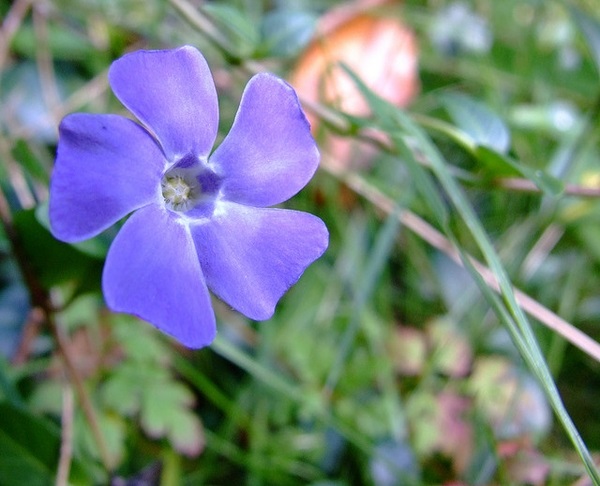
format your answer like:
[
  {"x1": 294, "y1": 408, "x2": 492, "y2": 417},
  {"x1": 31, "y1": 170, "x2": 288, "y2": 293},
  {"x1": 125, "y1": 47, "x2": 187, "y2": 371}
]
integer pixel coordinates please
[
  {"x1": 56, "y1": 383, "x2": 74, "y2": 486},
  {"x1": 0, "y1": 0, "x2": 32, "y2": 73}
]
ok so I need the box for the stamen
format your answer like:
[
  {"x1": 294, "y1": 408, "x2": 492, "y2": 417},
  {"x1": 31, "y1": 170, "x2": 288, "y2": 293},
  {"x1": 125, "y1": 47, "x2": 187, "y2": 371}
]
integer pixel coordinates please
[{"x1": 161, "y1": 175, "x2": 197, "y2": 212}]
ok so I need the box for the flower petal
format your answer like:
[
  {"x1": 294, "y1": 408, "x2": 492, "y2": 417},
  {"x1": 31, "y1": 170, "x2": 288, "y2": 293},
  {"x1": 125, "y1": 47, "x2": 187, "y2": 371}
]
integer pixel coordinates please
[
  {"x1": 108, "y1": 46, "x2": 218, "y2": 160},
  {"x1": 210, "y1": 73, "x2": 319, "y2": 207},
  {"x1": 49, "y1": 114, "x2": 165, "y2": 243},
  {"x1": 103, "y1": 205, "x2": 216, "y2": 348},
  {"x1": 190, "y1": 202, "x2": 328, "y2": 320}
]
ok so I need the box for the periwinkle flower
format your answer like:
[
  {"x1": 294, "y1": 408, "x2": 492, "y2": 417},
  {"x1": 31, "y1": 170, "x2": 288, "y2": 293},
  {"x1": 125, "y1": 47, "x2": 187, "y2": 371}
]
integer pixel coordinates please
[{"x1": 49, "y1": 46, "x2": 328, "y2": 348}]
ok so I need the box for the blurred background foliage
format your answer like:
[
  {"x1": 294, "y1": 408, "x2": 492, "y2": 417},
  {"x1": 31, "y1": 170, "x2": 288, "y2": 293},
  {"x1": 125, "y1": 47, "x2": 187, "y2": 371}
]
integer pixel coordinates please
[{"x1": 2, "y1": 0, "x2": 600, "y2": 484}]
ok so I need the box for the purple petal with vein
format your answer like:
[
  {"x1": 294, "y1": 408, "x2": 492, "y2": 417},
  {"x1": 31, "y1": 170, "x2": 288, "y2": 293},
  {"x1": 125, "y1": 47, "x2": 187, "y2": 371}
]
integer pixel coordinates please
[
  {"x1": 210, "y1": 73, "x2": 319, "y2": 207},
  {"x1": 109, "y1": 46, "x2": 219, "y2": 161},
  {"x1": 50, "y1": 114, "x2": 165, "y2": 243},
  {"x1": 191, "y1": 202, "x2": 329, "y2": 320},
  {"x1": 103, "y1": 205, "x2": 216, "y2": 348}
]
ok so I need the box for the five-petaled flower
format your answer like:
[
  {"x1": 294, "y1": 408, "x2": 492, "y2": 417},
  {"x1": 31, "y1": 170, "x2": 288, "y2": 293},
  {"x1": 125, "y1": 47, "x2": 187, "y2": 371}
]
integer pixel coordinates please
[{"x1": 49, "y1": 45, "x2": 329, "y2": 348}]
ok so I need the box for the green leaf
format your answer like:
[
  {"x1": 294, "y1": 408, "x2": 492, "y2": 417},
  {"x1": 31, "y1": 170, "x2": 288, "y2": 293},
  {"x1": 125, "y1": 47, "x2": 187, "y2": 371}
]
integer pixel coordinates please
[
  {"x1": 202, "y1": 4, "x2": 259, "y2": 59},
  {"x1": 475, "y1": 146, "x2": 564, "y2": 195},
  {"x1": 440, "y1": 92, "x2": 511, "y2": 154},
  {"x1": 35, "y1": 203, "x2": 111, "y2": 259},
  {"x1": 165, "y1": 409, "x2": 204, "y2": 457},
  {"x1": 76, "y1": 411, "x2": 125, "y2": 468},
  {"x1": 260, "y1": 9, "x2": 317, "y2": 57},
  {"x1": 100, "y1": 372, "x2": 140, "y2": 417},
  {"x1": 13, "y1": 208, "x2": 103, "y2": 290},
  {"x1": 413, "y1": 113, "x2": 563, "y2": 195},
  {"x1": 0, "y1": 401, "x2": 93, "y2": 485},
  {"x1": 110, "y1": 314, "x2": 171, "y2": 363},
  {"x1": 11, "y1": 140, "x2": 50, "y2": 185},
  {"x1": 11, "y1": 22, "x2": 96, "y2": 61},
  {"x1": 570, "y1": 5, "x2": 600, "y2": 75},
  {"x1": 101, "y1": 360, "x2": 171, "y2": 420},
  {"x1": 139, "y1": 381, "x2": 203, "y2": 457},
  {"x1": 470, "y1": 357, "x2": 551, "y2": 440},
  {"x1": 0, "y1": 357, "x2": 24, "y2": 407},
  {"x1": 29, "y1": 381, "x2": 63, "y2": 416},
  {"x1": 0, "y1": 402, "x2": 59, "y2": 486},
  {"x1": 428, "y1": 319, "x2": 472, "y2": 377}
]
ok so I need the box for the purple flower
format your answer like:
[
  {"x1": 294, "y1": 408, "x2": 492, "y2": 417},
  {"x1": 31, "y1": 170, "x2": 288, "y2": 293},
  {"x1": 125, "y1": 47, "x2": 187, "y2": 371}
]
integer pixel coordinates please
[{"x1": 49, "y1": 46, "x2": 328, "y2": 348}]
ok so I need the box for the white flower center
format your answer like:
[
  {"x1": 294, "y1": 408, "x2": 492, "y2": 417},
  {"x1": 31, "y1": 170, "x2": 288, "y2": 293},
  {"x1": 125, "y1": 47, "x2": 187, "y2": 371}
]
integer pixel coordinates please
[{"x1": 161, "y1": 174, "x2": 198, "y2": 212}]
